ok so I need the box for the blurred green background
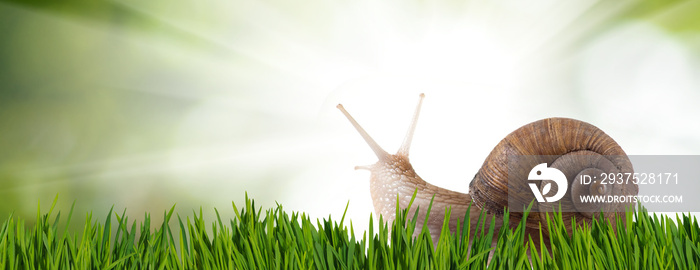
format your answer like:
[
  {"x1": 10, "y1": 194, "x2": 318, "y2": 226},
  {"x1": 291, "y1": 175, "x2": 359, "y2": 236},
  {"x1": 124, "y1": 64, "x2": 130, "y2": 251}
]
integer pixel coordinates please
[{"x1": 1, "y1": 0, "x2": 699, "y2": 232}]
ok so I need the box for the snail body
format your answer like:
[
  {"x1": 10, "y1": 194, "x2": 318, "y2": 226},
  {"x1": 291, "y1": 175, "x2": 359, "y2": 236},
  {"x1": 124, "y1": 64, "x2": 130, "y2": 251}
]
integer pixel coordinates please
[{"x1": 337, "y1": 94, "x2": 638, "y2": 242}]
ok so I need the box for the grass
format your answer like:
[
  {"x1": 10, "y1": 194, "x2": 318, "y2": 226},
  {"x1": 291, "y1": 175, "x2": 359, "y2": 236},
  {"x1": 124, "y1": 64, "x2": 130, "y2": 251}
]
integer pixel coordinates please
[{"x1": 0, "y1": 193, "x2": 698, "y2": 269}]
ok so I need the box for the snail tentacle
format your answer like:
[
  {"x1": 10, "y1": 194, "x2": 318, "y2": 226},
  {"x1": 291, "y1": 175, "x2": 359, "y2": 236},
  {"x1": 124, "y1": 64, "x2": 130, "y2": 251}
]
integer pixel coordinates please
[
  {"x1": 337, "y1": 94, "x2": 476, "y2": 243},
  {"x1": 337, "y1": 104, "x2": 390, "y2": 160},
  {"x1": 397, "y1": 93, "x2": 425, "y2": 157}
]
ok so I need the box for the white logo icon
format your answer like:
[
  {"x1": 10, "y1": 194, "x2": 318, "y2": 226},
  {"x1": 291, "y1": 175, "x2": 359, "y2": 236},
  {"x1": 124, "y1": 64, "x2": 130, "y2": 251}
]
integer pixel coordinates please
[{"x1": 528, "y1": 163, "x2": 568, "y2": 203}]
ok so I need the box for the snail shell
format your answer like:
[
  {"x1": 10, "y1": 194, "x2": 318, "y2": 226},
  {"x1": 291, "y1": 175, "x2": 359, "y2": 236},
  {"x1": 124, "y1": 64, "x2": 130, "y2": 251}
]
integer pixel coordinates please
[
  {"x1": 338, "y1": 94, "x2": 638, "y2": 242},
  {"x1": 469, "y1": 117, "x2": 638, "y2": 233}
]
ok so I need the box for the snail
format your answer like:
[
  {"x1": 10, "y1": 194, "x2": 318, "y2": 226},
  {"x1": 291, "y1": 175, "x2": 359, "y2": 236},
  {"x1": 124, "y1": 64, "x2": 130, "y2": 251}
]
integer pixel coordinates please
[{"x1": 337, "y1": 93, "x2": 638, "y2": 243}]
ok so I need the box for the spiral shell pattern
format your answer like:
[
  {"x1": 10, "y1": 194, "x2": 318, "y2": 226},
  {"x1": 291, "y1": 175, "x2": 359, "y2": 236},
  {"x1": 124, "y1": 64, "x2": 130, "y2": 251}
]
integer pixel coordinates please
[{"x1": 468, "y1": 118, "x2": 638, "y2": 232}]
